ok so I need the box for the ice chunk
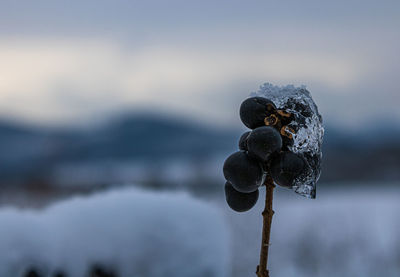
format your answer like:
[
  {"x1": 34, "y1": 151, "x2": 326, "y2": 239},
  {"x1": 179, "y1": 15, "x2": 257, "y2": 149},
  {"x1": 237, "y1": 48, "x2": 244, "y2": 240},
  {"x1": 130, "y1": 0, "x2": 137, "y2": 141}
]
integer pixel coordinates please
[{"x1": 251, "y1": 83, "x2": 324, "y2": 198}]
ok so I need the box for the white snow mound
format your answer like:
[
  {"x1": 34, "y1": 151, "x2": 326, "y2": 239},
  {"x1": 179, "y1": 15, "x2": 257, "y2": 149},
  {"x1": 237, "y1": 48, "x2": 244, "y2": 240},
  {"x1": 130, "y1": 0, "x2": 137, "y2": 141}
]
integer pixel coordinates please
[{"x1": 0, "y1": 187, "x2": 230, "y2": 277}]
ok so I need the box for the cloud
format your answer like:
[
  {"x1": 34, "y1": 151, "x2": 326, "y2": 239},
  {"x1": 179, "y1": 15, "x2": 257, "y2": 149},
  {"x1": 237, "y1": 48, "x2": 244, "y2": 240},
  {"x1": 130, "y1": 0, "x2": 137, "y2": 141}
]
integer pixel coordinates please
[{"x1": 0, "y1": 38, "x2": 367, "y2": 125}]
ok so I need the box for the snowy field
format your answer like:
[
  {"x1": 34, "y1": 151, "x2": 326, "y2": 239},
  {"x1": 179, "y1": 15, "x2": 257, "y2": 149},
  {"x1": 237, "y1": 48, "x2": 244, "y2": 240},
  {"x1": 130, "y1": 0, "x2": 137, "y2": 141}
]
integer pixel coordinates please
[
  {"x1": 0, "y1": 183, "x2": 399, "y2": 277},
  {"x1": 0, "y1": 188, "x2": 229, "y2": 277},
  {"x1": 222, "y1": 183, "x2": 400, "y2": 277}
]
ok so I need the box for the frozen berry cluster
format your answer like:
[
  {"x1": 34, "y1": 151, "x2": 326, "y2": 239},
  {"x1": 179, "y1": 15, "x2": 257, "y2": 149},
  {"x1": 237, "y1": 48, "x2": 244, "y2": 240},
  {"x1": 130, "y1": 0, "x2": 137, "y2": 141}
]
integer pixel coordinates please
[{"x1": 223, "y1": 97, "x2": 309, "y2": 212}]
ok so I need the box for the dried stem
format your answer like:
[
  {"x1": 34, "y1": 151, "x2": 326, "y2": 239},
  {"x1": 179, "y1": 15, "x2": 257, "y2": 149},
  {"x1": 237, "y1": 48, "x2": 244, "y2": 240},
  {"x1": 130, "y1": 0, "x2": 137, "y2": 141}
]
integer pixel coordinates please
[{"x1": 256, "y1": 176, "x2": 275, "y2": 277}]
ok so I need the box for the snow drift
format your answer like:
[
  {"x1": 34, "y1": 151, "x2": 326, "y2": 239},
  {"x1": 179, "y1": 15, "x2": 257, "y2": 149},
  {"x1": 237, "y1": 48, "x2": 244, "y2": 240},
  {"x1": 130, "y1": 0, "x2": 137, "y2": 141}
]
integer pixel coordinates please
[
  {"x1": 227, "y1": 186, "x2": 400, "y2": 277},
  {"x1": 0, "y1": 187, "x2": 230, "y2": 277}
]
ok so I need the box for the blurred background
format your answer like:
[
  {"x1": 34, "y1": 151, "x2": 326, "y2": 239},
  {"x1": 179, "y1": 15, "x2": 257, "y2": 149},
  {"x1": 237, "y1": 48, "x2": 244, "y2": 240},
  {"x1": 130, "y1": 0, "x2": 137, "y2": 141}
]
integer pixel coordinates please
[{"x1": 0, "y1": 0, "x2": 399, "y2": 276}]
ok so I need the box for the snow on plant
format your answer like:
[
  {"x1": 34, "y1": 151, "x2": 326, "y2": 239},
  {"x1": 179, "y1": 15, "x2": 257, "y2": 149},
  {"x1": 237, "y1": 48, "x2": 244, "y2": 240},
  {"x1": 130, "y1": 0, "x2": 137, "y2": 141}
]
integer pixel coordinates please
[
  {"x1": 0, "y1": 187, "x2": 230, "y2": 277},
  {"x1": 223, "y1": 83, "x2": 324, "y2": 277}
]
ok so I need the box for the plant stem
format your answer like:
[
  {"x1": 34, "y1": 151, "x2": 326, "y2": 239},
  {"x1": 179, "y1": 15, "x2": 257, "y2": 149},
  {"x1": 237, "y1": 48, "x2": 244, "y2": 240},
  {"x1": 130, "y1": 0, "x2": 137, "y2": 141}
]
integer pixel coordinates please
[{"x1": 256, "y1": 176, "x2": 275, "y2": 277}]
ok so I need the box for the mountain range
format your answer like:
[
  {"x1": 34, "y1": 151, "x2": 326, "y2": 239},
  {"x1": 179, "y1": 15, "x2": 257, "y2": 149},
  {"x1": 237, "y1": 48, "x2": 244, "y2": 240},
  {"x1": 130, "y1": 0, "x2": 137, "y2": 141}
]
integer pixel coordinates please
[{"x1": 0, "y1": 113, "x2": 399, "y2": 188}]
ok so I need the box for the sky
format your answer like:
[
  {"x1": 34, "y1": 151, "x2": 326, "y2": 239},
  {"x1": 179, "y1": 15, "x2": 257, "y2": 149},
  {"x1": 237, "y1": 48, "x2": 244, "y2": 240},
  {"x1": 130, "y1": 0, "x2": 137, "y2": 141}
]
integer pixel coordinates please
[{"x1": 0, "y1": 0, "x2": 399, "y2": 129}]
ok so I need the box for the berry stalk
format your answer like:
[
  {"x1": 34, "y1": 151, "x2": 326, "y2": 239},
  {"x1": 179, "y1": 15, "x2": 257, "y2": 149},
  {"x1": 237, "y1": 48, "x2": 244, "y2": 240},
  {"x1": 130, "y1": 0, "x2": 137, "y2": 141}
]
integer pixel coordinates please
[{"x1": 256, "y1": 176, "x2": 275, "y2": 277}]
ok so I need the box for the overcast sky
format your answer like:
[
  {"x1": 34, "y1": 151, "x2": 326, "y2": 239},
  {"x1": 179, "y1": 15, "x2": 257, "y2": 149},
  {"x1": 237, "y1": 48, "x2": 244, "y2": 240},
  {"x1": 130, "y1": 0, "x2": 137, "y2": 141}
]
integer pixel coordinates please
[{"x1": 1, "y1": 0, "x2": 399, "y2": 129}]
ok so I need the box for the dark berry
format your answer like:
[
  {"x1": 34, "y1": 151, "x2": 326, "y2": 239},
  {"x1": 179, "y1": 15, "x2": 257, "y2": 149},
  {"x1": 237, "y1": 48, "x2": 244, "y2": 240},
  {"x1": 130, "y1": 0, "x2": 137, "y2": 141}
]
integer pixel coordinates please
[
  {"x1": 238, "y1": 131, "x2": 251, "y2": 150},
  {"x1": 223, "y1": 151, "x2": 264, "y2": 193},
  {"x1": 247, "y1": 126, "x2": 282, "y2": 162},
  {"x1": 270, "y1": 151, "x2": 306, "y2": 187},
  {"x1": 224, "y1": 182, "x2": 259, "y2": 212},
  {"x1": 240, "y1": 97, "x2": 276, "y2": 129}
]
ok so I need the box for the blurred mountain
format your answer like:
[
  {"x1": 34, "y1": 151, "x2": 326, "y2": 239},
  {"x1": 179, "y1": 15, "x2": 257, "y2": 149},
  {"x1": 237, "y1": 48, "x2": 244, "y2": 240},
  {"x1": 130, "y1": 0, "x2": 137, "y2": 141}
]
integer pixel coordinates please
[
  {"x1": 0, "y1": 114, "x2": 399, "y2": 190},
  {"x1": 0, "y1": 114, "x2": 237, "y2": 187},
  {"x1": 322, "y1": 125, "x2": 400, "y2": 183}
]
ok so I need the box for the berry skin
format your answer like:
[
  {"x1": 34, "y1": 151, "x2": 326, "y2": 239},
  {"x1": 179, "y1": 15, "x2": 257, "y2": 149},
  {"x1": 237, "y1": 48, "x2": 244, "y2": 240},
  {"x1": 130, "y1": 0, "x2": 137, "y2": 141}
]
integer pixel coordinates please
[
  {"x1": 238, "y1": 131, "x2": 251, "y2": 150},
  {"x1": 223, "y1": 151, "x2": 264, "y2": 193},
  {"x1": 247, "y1": 126, "x2": 282, "y2": 162},
  {"x1": 225, "y1": 182, "x2": 259, "y2": 212},
  {"x1": 269, "y1": 151, "x2": 306, "y2": 188},
  {"x1": 240, "y1": 97, "x2": 276, "y2": 129}
]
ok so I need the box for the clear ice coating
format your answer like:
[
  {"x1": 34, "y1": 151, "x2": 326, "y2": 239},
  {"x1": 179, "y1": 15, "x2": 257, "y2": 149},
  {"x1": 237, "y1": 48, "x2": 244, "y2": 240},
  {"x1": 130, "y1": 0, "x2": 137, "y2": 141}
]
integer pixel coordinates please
[{"x1": 251, "y1": 83, "x2": 324, "y2": 198}]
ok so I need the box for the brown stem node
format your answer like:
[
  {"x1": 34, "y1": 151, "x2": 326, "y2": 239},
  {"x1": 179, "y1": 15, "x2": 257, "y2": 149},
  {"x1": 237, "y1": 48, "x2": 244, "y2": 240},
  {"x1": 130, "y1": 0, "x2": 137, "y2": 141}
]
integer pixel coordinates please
[
  {"x1": 264, "y1": 114, "x2": 279, "y2": 126},
  {"x1": 277, "y1": 109, "x2": 292, "y2": 118},
  {"x1": 280, "y1": 125, "x2": 295, "y2": 139}
]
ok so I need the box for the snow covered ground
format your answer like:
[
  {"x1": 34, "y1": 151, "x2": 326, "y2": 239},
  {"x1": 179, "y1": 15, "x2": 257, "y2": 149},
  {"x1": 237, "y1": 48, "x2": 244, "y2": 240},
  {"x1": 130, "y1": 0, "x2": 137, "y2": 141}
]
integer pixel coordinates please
[
  {"x1": 222, "y1": 183, "x2": 400, "y2": 277},
  {"x1": 0, "y1": 187, "x2": 230, "y2": 277},
  {"x1": 0, "y1": 183, "x2": 399, "y2": 277}
]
